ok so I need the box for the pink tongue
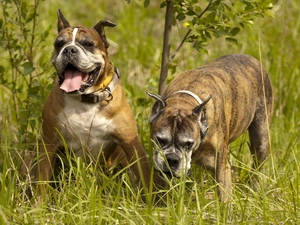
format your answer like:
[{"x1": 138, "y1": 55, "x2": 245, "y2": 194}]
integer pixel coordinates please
[{"x1": 60, "y1": 70, "x2": 83, "y2": 93}]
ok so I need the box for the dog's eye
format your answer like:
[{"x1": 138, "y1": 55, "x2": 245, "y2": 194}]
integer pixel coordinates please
[
  {"x1": 155, "y1": 136, "x2": 168, "y2": 148},
  {"x1": 54, "y1": 39, "x2": 66, "y2": 48},
  {"x1": 184, "y1": 141, "x2": 194, "y2": 149},
  {"x1": 82, "y1": 40, "x2": 94, "y2": 47}
]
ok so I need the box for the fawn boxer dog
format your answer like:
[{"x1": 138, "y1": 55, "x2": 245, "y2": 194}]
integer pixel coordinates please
[
  {"x1": 147, "y1": 54, "x2": 273, "y2": 201},
  {"x1": 26, "y1": 10, "x2": 153, "y2": 195}
]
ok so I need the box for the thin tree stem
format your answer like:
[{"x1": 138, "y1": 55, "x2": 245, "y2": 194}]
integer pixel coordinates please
[{"x1": 158, "y1": 0, "x2": 174, "y2": 95}]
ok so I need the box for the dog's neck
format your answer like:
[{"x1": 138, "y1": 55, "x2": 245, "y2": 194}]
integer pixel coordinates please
[{"x1": 169, "y1": 90, "x2": 203, "y2": 105}]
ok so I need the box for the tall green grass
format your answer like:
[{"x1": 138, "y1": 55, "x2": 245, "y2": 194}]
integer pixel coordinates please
[{"x1": 0, "y1": 0, "x2": 299, "y2": 224}]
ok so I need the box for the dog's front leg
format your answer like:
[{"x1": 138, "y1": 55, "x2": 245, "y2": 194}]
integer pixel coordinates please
[
  {"x1": 216, "y1": 142, "x2": 232, "y2": 202},
  {"x1": 120, "y1": 136, "x2": 151, "y2": 188},
  {"x1": 34, "y1": 141, "x2": 58, "y2": 195}
]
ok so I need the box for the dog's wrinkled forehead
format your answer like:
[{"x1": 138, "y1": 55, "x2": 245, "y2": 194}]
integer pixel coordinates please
[
  {"x1": 54, "y1": 26, "x2": 106, "y2": 53},
  {"x1": 152, "y1": 108, "x2": 199, "y2": 137}
]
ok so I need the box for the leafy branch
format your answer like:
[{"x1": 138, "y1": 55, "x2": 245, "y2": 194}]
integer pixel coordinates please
[
  {"x1": 156, "y1": 0, "x2": 274, "y2": 94},
  {"x1": 169, "y1": 0, "x2": 213, "y2": 62},
  {"x1": 0, "y1": 0, "x2": 53, "y2": 143}
]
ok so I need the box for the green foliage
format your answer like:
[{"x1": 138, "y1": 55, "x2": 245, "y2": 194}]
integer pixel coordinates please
[
  {"x1": 0, "y1": 0, "x2": 53, "y2": 144},
  {"x1": 155, "y1": 0, "x2": 275, "y2": 93},
  {"x1": 126, "y1": 0, "x2": 150, "y2": 8},
  {"x1": 169, "y1": 0, "x2": 275, "y2": 53}
]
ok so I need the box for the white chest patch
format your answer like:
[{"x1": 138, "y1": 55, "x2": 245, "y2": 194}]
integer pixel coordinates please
[{"x1": 57, "y1": 96, "x2": 115, "y2": 160}]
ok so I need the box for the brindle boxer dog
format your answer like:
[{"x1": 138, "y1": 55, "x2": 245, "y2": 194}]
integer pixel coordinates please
[
  {"x1": 24, "y1": 10, "x2": 153, "y2": 196},
  {"x1": 147, "y1": 54, "x2": 273, "y2": 202}
]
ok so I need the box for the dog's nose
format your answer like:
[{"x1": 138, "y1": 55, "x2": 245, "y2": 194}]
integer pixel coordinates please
[
  {"x1": 63, "y1": 46, "x2": 78, "y2": 55},
  {"x1": 165, "y1": 153, "x2": 181, "y2": 170}
]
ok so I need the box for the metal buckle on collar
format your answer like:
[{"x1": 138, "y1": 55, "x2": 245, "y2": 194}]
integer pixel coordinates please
[{"x1": 104, "y1": 87, "x2": 113, "y2": 101}]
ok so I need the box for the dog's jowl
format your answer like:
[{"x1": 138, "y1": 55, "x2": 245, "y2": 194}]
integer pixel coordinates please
[
  {"x1": 148, "y1": 54, "x2": 273, "y2": 202},
  {"x1": 24, "y1": 10, "x2": 153, "y2": 195}
]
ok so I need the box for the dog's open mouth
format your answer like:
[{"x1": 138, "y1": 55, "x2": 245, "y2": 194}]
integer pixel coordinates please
[{"x1": 59, "y1": 64, "x2": 101, "y2": 93}]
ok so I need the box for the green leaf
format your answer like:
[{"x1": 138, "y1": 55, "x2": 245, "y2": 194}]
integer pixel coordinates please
[
  {"x1": 25, "y1": 11, "x2": 35, "y2": 23},
  {"x1": 0, "y1": 65, "x2": 5, "y2": 73},
  {"x1": 239, "y1": 22, "x2": 245, "y2": 29},
  {"x1": 245, "y1": 3, "x2": 255, "y2": 11},
  {"x1": 265, "y1": 9, "x2": 275, "y2": 18},
  {"x1": 177, "y1": 13, "x2": 186, "y2": 21},
  {"x1": 186, "y1": 10, "x2": 196, "y2": 16},
  {"x1": 193, "y1": 41, "x2": 208, "y2": 54},
  {"x1": 160, "y1": 1, "x2": 167, "y2": 8},
  {"x1": 231, "y1": 1, "x2": 246, "y2": 14},
  {"x1": 194, "y1": 6, "x2": 202, "y2": 15},
  {"x1": 222, "y1": 2, "x2": 232, "y2": 12},
  {"x1": 21, "y1": 62, "x2": 35, "y2": 76},
  {"x1": 225, "y1": 37, "x2": 238, "y2": 46},
  {"x1": 230, "y1": 27, "x2": 240, "y2": 36},
  {"x1": 144, "y1": 0, "x2": 150, "y2": 8},
  {"x1": 205, "y1": 12, "x2": 216, "y2": 24}
]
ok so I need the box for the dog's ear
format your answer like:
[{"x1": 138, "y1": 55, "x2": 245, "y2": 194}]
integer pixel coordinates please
[
  {"x1": 57, "y1": 9, "x2": 71, "y2": 33},
  {"x1": 193, "y1": 95, "x2": 212, "y2": 137},
  {"x1": 147, "y1": 91, "x2": 166, "y2": 124},
  {"x1": 94, "y1": 20, "x2": 116, "y2": 48}
]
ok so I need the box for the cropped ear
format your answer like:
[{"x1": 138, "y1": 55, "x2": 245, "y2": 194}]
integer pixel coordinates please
[
  {"x1": 57, "y1": 9, "x2": 71, "y2": 33},
  {"x1": 147, "y1": 91, "x2": 166, "y2": 124},
  {"x1": 193, "y1": 95, "x2": 212, "y2": 138},
  {"x1": 93, "y1": 20, "x2": 116, "y2": 48}
]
